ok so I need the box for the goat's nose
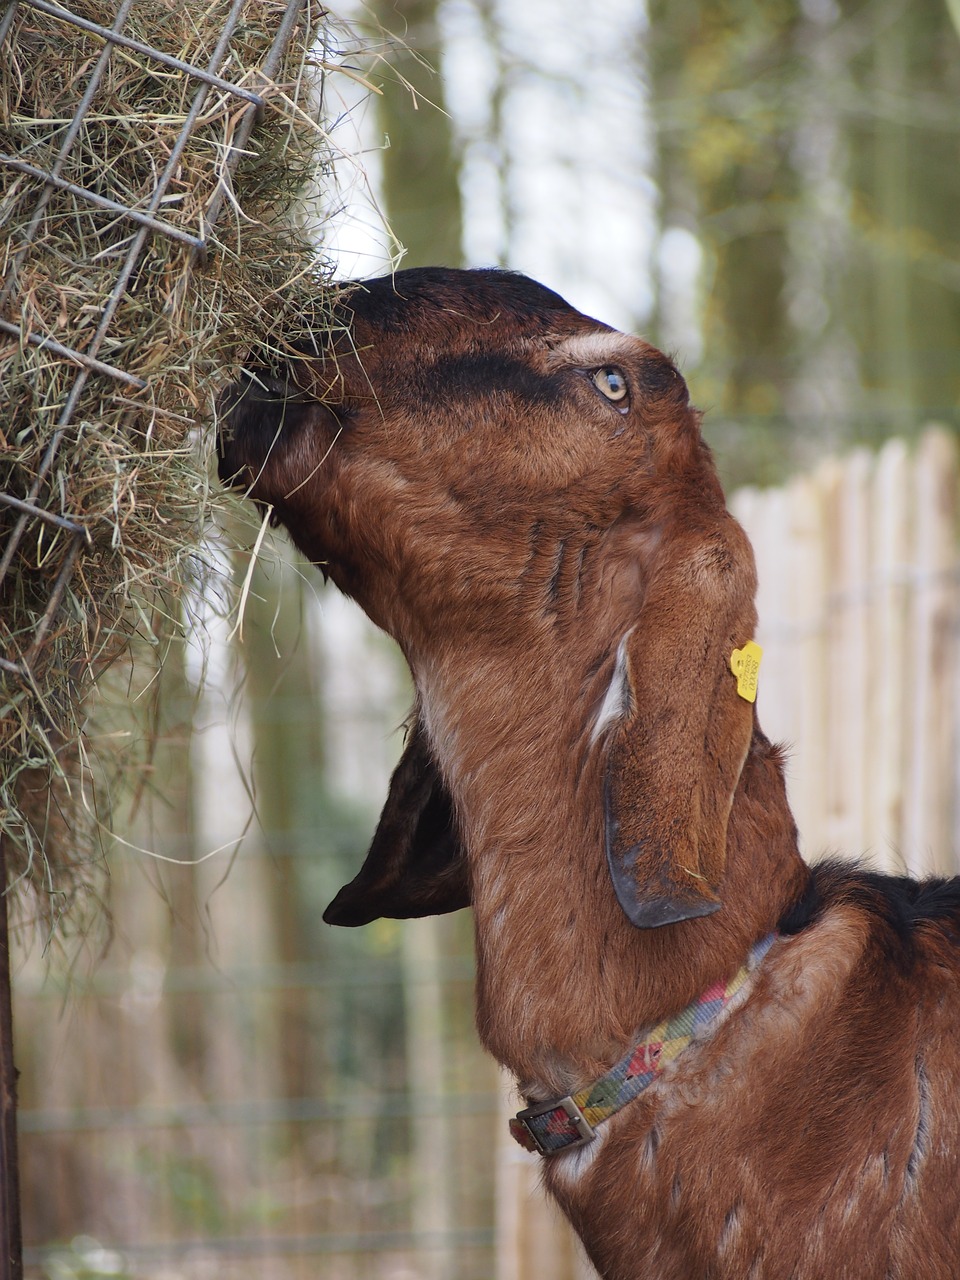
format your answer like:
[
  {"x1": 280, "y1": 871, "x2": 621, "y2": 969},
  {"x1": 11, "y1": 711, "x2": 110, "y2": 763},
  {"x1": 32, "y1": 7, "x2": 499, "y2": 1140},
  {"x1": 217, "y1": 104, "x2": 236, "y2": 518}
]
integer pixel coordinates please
[
  {"x1": 216, "y1": 373, "x2": 285, "y2": 488},
  {"x1": 216, "y1": 438, "x2": 249, "y2": 491},
  {"x1": 215, "y1": 389, "x2": 248, "y2": 489}
]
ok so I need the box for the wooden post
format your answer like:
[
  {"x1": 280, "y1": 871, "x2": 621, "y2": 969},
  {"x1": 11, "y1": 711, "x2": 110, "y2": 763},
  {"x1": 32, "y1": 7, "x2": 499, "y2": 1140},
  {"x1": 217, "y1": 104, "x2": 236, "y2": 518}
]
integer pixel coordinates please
[
  {"x1": 496, "y1": 1072, "x2": 598, "y2": 1279},
  {"x1": 403, "y1": 916, "x2": 456, "y2": 1280},
  {"x1": 870, "y1": 439, "x2": 910, "y2": 869},
  {"x1": 0, "y1": 836, "x2": 23, "y2": 1280},
  {"x1": 904, "y1": 431, "x2": 960, "y2": 876}
]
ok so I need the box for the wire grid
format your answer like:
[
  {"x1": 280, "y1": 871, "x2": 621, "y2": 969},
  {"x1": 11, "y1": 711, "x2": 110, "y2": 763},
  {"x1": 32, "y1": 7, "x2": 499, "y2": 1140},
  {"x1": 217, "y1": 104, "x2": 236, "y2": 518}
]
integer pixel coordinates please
[{"x1": 0, "y1": 0, "x2": 304, "y2": 681}]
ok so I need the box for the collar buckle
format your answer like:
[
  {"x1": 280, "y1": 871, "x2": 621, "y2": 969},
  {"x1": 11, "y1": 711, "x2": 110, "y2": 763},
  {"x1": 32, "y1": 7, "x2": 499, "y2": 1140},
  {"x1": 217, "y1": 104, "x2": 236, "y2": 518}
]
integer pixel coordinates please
[{"x1": 513, "y1": 1094, "x2": 596, "y2": 1157}]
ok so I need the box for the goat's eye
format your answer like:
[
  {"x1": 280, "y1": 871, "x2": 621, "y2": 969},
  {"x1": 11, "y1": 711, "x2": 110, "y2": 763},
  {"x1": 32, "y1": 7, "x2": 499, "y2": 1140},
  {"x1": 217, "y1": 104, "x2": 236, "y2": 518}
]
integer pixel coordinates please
[{"x1": 591, "y1": 367, "x2": 629, "y2": 404}]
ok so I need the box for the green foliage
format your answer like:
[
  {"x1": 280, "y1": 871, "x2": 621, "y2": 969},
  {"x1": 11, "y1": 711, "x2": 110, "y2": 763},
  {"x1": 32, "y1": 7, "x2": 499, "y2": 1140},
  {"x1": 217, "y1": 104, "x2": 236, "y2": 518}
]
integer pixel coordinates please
[{"x1": 647, "y1": 0, "x2": 960, "y2": 485}]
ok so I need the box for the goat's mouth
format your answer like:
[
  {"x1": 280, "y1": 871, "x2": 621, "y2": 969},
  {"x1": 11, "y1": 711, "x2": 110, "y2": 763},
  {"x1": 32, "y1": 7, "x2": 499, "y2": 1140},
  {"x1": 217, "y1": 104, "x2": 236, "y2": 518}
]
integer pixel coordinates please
[
  {"x1": 216, "y1": 376, "x2": 263, "y2": 490},
  {"x1": 215, "y1": 446, "x2": 278, "y2": 533},
  {"x1": 216, "y1": 434, "x2": 289, "y2": 533},
  {"x1": 215, "y1": 372, "x2": 311, "y2": 495},
  {"x1": 215, "y1": 424, "x2": 253, "y2": 494}
]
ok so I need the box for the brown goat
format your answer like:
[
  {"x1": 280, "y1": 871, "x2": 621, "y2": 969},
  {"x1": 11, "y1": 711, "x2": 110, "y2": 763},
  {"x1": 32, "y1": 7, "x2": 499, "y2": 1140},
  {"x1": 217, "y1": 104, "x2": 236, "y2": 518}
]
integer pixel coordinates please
[{"x1": 219, "y1": 267, "x2": 960, "y2": 1279}]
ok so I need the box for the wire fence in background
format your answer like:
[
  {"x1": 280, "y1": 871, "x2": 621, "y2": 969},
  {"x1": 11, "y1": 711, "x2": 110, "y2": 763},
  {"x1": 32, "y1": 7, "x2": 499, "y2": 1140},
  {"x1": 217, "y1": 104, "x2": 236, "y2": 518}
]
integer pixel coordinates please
[{"x1": 17, "y1": 904, "x2": 497, "y2": 1279}]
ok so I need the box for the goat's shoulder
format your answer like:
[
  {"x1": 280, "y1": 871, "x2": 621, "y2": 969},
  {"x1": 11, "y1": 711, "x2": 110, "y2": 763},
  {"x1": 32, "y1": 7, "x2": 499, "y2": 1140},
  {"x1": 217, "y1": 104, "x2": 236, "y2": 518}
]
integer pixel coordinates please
[{"x1": 779, "y1": 858, "x2": 960, "y2": 1010}]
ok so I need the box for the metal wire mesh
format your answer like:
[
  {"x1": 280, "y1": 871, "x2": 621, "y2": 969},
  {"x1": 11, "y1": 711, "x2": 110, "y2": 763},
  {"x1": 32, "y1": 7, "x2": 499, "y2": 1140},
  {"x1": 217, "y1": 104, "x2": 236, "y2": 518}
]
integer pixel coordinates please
[
  {"x1": 1, "y1": 7, "x2": 336, "y2": 1271},
  {"x1": 0, "y1": 0, "x2": 304, "y2": 678}
]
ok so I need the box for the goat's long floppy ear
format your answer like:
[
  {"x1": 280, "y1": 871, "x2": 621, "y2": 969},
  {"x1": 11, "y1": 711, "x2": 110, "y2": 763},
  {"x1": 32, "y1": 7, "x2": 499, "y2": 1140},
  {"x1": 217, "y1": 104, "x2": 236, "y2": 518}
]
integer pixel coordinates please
[
  {"x1": 603, "y1": 513, "x2": 758, "y2": 929},
  {"x1": 323, "y1": 720, "x2": 470, "y2": 927}
]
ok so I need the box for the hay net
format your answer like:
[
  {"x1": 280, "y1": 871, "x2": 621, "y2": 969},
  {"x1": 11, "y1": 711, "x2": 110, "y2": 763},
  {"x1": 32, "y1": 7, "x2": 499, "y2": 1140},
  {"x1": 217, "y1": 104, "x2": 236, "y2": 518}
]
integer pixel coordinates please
[{"x1": 0, "y1": 0, "x2": 341, "y2": 924}]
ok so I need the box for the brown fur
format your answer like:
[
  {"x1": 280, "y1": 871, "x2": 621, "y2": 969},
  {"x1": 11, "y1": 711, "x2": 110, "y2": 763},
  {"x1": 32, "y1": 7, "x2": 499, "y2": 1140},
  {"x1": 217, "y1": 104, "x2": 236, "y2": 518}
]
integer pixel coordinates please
[{"x1": 219, "y1": 267, "x2": 960, "y2": 1279}]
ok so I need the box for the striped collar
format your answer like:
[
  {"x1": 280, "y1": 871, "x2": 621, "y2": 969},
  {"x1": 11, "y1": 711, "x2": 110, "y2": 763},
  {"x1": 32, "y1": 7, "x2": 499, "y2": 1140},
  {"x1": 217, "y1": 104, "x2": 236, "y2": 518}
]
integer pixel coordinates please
[{"x1": 509, "y1": 933, "x2": 778, "y2": 1157}]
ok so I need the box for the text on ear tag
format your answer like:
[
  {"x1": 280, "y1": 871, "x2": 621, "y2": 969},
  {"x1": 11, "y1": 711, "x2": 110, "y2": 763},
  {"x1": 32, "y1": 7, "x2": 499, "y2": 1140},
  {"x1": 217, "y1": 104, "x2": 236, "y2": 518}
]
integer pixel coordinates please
[{"x1": 730, "y1": 641, "x2": 763, "y2": 703}]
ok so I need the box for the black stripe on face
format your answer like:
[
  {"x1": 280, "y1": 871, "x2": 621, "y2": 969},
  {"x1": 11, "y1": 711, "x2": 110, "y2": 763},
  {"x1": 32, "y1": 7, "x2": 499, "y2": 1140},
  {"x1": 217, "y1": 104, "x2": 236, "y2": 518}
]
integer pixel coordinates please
[
  {"x1": 546, "y1": 537, "x2": 568, "y2": 610},
  {"x1": 419, "y1": 354, "x2": 566, "y2": 411}
]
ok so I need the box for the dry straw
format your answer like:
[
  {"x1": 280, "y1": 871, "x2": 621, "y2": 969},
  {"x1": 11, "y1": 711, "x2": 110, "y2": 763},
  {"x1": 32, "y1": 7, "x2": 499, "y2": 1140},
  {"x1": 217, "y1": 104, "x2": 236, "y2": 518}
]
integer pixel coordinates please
[{"x1": 0, "y1": 0, "x2": 354, "y2": 931}]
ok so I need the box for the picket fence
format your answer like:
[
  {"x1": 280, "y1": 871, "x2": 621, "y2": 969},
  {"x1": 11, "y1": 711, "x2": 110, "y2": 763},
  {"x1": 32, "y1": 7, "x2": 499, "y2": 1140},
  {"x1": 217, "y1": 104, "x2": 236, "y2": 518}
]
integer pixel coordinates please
[
  {"x1": 734, "y1": 427, "x2": 960, "y2": 877},
  {"x1": 497, "y1": 427, "x2": 960, "y2": 1278}
]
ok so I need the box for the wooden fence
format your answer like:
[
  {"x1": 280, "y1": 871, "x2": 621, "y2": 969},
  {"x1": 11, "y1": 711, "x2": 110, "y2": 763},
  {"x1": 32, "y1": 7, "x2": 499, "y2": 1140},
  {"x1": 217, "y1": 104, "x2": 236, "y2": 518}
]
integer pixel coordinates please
[
  {"x1": 496, "y1": 427, "x2": 960, "y2": 1276},
  {"x1": 733, "y1": 428, "x2": 960, "y2": 876}
]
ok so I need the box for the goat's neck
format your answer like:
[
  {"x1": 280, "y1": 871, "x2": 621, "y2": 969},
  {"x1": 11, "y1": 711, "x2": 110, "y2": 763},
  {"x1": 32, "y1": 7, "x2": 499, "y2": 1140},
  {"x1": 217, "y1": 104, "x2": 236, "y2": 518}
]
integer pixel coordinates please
[{"x1": 414, "y1": 642, "x2": 807, "y2": 1099}]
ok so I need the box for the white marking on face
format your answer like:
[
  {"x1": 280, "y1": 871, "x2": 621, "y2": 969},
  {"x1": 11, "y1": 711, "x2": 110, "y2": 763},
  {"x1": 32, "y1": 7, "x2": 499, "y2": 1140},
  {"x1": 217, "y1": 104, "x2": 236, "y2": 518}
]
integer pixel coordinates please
[
  {"x1": 591, "y1": 631, "x2": 633, "y2": 744},
  {"x1": 545, "y1": 330, "x2": 638, "y2": 370}
]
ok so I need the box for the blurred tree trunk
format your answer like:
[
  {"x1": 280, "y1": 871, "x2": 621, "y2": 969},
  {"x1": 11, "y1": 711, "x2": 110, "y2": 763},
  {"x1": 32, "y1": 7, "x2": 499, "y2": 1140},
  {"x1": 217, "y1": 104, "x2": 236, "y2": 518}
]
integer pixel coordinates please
[
  {"x1": 782, "y1": 0, "x2": 855, "y2": 456},
  {"x1": 147, "y1": 608, "x2": 207, "y2": 1083},
  {"x1": 237, "y1": 556, "x2": 326, "y2": 1108},
  {"x1": 402, "y1": 917, "x2": 456, "y2": 1280},
  {"x1": 647, "y1": 0, "x2": 801, "y2": 446},
  {"x1": 845, "y1": 0, "x2": 960, "y2": 435},
  {"x1": 871, "y1": 7, "x2": 914, "y2": 426},
  {"x1": 373, "y1": 0, "x2": 463, "y2": 266},
  {"x1": 647, "y1": 0, "x2": 960, "y2": 481},
  {"x1": 371, "y1": 7, "x2": 461, "y2": 1270}
]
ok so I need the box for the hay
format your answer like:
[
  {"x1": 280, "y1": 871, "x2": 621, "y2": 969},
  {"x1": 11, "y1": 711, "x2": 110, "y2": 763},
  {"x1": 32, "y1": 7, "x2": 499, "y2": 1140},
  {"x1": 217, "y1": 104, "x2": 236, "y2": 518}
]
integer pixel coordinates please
[{"x1": 0, "y1": 0, "x2": 354, "y2": 930}]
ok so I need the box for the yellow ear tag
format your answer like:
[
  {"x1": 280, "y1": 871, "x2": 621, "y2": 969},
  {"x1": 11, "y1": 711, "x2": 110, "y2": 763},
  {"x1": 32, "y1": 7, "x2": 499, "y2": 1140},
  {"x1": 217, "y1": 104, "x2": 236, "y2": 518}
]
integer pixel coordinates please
[{"x1": 730, "y1": 641, "x2": 763, "y2": 703}]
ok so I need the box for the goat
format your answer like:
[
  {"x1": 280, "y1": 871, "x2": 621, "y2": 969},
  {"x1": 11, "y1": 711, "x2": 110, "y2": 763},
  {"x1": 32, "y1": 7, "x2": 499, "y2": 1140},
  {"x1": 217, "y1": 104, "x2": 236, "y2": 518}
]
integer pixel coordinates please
[{"x1": 218, "y1": 267, "x2": 960, "y2": 1279}]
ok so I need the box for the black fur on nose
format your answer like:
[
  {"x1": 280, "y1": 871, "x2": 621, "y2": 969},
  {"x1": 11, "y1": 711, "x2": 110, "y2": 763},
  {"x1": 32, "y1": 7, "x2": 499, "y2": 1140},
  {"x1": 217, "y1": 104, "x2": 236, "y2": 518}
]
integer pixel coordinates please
[{"x1": 216, "y1": 370, "x2": 313, "y2": 490}]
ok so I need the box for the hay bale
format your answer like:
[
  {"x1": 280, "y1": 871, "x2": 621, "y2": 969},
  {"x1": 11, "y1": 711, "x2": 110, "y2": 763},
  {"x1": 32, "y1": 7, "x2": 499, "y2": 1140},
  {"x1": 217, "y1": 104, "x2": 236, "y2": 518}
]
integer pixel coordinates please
[{"x1": 0, "y1": 0, "x2": 345, "y2": 927}]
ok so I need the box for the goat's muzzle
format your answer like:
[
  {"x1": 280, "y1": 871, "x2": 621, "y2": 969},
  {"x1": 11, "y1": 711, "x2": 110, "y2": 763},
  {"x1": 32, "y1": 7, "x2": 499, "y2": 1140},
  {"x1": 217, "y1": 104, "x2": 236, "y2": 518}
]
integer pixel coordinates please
[
  {"x1": 216, "y1": 372, "x2": 284, "y2": 492},
  {"x1": 216, "y1": 370, "x2": 329, "y2": 514}
]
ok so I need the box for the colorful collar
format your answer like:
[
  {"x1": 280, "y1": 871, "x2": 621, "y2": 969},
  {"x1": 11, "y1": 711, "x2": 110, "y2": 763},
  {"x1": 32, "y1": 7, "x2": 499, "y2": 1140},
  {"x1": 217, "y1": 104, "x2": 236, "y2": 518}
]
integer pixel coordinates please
[{"x1": 509, "y1": 933, "x2": 778, "y2": 1157}]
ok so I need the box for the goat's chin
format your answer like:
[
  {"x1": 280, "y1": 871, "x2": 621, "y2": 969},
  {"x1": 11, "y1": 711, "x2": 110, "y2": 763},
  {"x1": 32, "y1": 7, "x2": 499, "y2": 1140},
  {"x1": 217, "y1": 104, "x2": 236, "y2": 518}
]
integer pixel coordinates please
[{"x1": 215, "y1": 442, "x2": 251, "y2": 492}]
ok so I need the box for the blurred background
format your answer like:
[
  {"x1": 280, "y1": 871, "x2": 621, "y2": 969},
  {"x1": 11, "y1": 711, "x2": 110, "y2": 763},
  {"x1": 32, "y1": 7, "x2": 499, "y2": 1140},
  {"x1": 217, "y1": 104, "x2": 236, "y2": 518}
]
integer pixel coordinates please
[{"x1": 11, "y1": 0, "x2": 960, "y2": 1276}]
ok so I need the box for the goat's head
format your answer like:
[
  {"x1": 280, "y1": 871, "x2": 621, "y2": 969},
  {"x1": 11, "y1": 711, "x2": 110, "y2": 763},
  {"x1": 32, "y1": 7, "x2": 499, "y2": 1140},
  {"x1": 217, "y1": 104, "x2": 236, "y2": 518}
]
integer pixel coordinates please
[{"x1": 218, "y1": 267, "x2": 759, "y2": 933}]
